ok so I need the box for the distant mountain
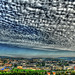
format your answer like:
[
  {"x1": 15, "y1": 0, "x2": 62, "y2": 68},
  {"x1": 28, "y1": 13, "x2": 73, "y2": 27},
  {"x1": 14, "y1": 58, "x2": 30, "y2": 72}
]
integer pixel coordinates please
[
  {"x1": 0, "y1": 55, "x2": 61, "y2": 61},
  {"x1": 58, "y1": 57, "x2": 75, "y2": 61}
]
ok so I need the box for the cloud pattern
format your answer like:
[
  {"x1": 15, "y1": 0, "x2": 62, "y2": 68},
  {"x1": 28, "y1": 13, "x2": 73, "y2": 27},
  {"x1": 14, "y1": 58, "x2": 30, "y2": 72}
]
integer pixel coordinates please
[{"x1": 0, "y1": 0, "x2": 75, "y2": 50}]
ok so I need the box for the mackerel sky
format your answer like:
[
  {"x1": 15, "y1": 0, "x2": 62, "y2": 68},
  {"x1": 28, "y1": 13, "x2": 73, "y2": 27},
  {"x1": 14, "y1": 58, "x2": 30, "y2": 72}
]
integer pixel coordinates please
[{"x1": 0, "y1": 0, "x2": 75, "y2": 57}]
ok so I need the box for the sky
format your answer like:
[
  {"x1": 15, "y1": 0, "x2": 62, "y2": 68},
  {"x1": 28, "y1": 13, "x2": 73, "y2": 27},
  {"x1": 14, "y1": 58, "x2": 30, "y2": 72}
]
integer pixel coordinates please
[
  {"x1": 0, "y1": 43, "x2": 75, "y2": 58},
  {"x1": 0, "y1": 0, "x2": 75, "y2": 58}
]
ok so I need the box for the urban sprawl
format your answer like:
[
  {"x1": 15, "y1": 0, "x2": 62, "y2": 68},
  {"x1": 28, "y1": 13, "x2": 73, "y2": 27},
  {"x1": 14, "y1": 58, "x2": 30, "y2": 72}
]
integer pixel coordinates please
[{"x1": 0, "y1": 57, "x2": 75, "y2": 75}]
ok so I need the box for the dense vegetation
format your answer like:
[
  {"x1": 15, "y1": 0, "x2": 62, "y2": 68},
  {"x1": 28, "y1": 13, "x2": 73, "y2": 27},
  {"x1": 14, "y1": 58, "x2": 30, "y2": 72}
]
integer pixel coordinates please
[
  {"x1": 0, "y1": 68, "x2": 75, "y2": 75},
  {"x1": 0, "y1": 69, "x2": 47, "y2": 75}
]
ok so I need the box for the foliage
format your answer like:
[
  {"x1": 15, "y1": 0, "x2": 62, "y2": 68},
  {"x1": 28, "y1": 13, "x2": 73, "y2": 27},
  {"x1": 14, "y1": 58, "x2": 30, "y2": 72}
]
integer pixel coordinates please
[
  {"x1": 1, "y1": 68, "x2": 75, "y2": 75},
  {"x1": 0, "y1": 68, "x2": 47, "y2": 75},
  {"x1": 71, "y1": 71, "x2": 75, "y2": 75}
]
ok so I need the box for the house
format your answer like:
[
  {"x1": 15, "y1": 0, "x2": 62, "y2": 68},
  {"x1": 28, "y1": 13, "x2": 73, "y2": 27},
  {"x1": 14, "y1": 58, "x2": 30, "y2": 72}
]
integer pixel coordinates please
[
  {"x1": 17, "y1": 66, "x2": 23, "y2": 69},
  {"x1": 0, "y1": 60, "x2": 3, "y2": 66},
  {"x1": 4, "y1": 63, "x2": 12, "y2": 67}
]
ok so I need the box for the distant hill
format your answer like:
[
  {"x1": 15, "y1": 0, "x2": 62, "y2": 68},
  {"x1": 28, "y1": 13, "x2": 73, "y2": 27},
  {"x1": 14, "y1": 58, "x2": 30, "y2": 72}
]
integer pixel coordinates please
[{"x1": 58, "y1": 57, "x2": 75, "y2": 61}]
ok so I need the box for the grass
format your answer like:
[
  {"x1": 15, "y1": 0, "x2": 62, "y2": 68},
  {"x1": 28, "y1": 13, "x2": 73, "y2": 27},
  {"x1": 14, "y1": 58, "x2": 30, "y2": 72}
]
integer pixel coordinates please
[
  {"x1": 11, "y1": 68, "x2": 46, "y2": 72},
  {"x1": 0, "y1": 69, "x2": 47, "y2": 75}
]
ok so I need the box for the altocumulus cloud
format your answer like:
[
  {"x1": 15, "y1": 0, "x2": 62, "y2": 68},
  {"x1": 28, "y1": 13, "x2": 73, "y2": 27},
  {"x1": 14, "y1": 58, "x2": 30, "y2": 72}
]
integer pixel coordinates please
[{"x1": 0, "y1": 0, "x2": 75, "y2": 51}]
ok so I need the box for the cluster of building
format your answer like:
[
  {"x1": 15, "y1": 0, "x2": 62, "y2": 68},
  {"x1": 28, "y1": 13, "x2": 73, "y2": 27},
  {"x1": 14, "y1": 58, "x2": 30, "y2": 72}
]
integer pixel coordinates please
[{"x1": 0, "y1": 57, "x2": 75, "y2": 71}]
